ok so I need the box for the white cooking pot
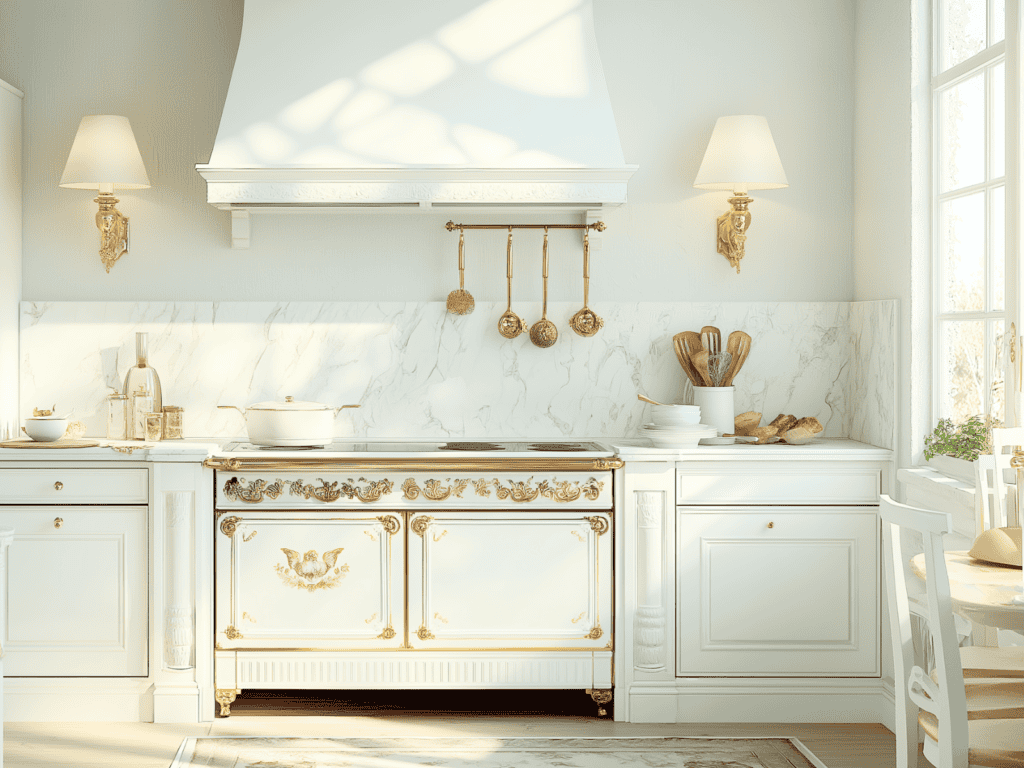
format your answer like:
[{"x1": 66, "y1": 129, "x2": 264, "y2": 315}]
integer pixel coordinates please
[{"x1": 219, "y1": 396, "x2": 360, "y2": 447}]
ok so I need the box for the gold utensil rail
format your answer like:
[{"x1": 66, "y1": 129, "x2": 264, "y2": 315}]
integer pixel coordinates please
[
  {"x1": 445, "y1": 221, "x2": 606, "y2": 232},
  {"x1": 203, "y1": 456, "x2": 624, "y2": 472}
]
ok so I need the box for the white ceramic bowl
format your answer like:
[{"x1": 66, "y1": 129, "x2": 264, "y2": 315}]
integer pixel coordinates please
[
  {"x1": 650, "y1": 404, "x2": 701, "y2": 426},
  {"x1": 23, "y1": 418, "x2": 68, "y2": 442}
]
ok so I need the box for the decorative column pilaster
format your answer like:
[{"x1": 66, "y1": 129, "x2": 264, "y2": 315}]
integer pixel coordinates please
[
  {"x1": 165, "y1": 491, "x2": 194, "y2": 670},
  {"x1": 634, "y1": 491, "x2": 665, "y2": 671}
]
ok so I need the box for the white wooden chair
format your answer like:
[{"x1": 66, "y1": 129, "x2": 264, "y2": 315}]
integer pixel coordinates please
[
  {"x1": 881, "y1": 495, "x2": 1023, "y2": 768},
  {"x1": 983, "y1": 426, "x2": 1024, "y2": 530}
]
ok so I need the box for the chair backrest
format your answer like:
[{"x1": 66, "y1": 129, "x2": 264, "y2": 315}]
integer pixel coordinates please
[
  {"x1": 975, "y1": 454, "x2": 1006, "y2": 534},
  {"x1": 880, "y1": 494, "x2": 969, "y2": 768},
  {"x1": 990, "y1": 426, "x2": 1024, "y2": 528}
]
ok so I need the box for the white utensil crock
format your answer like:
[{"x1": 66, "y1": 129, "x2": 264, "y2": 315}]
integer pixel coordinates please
[{"x1": 692, "y1": 386, "x2": 735, "y2": 437}]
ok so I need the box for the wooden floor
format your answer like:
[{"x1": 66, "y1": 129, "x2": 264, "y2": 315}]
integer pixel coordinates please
[{"x1": 3, "y1": 689, "x2": 926, "y2": 768}]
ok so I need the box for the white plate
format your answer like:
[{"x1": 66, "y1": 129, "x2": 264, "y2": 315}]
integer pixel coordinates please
[
  {"x1": 643, "y1": 423, "x2": 715, "y2": 432},
  {"x1": 699, "y1": 436, "x2": 735, "y2": 445}
]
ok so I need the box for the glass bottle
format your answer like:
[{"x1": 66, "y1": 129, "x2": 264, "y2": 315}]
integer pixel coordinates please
[{"x1": 122, "y1": 332, "x2": 162, "y2": 438}]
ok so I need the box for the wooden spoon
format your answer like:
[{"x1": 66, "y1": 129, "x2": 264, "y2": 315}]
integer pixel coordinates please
[
  {"x1": 691, "y1": 349, "x2": 712, "y2": 386},
  {"x1": 638, "y1": 394, "x2": 669, "y2": 407},
  {"x1": 721, "y1": 331, "x2": 752, "y2": 386},
  {"x1": 700, "y1": 326, "x2": 722, "y2": 356}
]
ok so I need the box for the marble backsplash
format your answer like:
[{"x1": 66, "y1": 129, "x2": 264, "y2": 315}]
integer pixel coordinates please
[{"x1": 19, "y1": 300, "x2": 896, "y2": 447}]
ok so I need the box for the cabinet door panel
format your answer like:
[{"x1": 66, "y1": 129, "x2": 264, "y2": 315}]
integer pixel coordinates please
[
  {"x1": 677, "y1": 507, "x2": 878, "y2": 676},
  {"x1": 408, "y1": 512, "x2": 611, "y2": 649},
  {"x1": 216, "y1": 512, "x2": 403, "y2": 649},
  {"x1": 1, "y1": 506, "x2": 147, "y2": 676}
]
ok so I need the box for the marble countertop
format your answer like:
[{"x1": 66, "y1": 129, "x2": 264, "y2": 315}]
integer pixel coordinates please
[
  {"x1": 612, "y1": 437, "x2": 893, "y2": 461},
  {"x1": 0, "y1": 436, "x2": 893, "y2": 462}
]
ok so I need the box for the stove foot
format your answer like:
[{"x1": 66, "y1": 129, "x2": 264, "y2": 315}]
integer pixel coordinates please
[
  {"x1": 216, "y1": 688, "x2": 239, "y2": 717},
  {"x1": 586, "y1": 688, "x2": 613, "y2": 717}
]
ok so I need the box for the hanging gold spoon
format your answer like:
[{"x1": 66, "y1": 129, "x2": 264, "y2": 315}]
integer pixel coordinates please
[
  {"x1": 569, "y1": 229, "x2": 604, "y2": 337},
  {"x1": 530, "y1": 228, "x2": 558, "y2": 348},
  {"x1": 497, "y1": 227, "x2": 526, "y2": 339},
  {"x1": 446, "y1": 226, "x2": 475, "y2": 315}
]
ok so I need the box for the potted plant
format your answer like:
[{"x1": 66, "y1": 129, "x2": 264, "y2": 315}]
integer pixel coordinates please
[{"x1": 923, "y1": 415, "x2": 994, "y2": 483}]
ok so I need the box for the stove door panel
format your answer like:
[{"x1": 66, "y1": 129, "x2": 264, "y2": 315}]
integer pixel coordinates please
[
  {"x1": 215, "y1": 512, "x2": 403, "y2": 649},
  {"x1": 407, "y1": 511, "x2": 612, "y2": 650}
]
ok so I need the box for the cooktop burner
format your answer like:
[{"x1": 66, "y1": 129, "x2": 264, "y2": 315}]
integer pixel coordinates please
[
  {"x1": 219, "y1": 440, "x2": 612, "y2": 456},
  {"x1": 439, "y1": 441, "x2": 505, "y2": 451}
]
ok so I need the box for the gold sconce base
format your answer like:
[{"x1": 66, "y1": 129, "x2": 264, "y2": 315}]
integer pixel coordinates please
[
  {"x1": 94, "y1": 192, "x2": 130, "y2": 273},
  {"x1": 716, "y1": 194, "x2": 753, "y2": 274}
]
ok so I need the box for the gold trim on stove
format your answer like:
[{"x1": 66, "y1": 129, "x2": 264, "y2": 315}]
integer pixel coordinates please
[
  {"x1": 223, "y1": 477, "x2": 284, "y2": 504},
  {"x1": 219, "y1": 516, "x2": 240, "y2": 537},
  {"x1": 402, "y1": 477, "x2": 470, "y2": 501},
  {"x1": 204, "y1": 456, "x2": 624, "y2": 472}
]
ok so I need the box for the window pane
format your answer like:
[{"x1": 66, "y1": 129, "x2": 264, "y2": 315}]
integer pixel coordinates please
[
  {"x1": 991, "y1": 319, "x2": 1005, "y2": 423},
  {"x1": 939, "y1": 74, "x2": 986, "y2": 192},
  {"x1": 939, "y1": 320, "x2": 985, "y2": 422},
  {"x1": 991, "y1": 185, "x2": 1005, "y2": 310},
  {"x1": 992, "y1": 0, "x2": 1005, "y2": 45},
  {"x1": 940, "y1": 0, "x2": 987, "y2": 70},
  {"x1": 991, "y1": 62, "x2": 1005, "y2": 178},
  {"x1": 940, "y1": 192, "x2": 986, "y2": 312}
]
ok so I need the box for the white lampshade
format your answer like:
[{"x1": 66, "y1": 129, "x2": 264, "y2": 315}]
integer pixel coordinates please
[
  {"x1": 693, "y1": 115, "x2": 787, "y2": 192},
  {"x1": 59, "y1": 115, "x2": 150, "y2": 190}
]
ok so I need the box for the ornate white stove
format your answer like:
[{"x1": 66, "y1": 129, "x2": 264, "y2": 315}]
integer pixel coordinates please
[{"x1": 204, "y1": 440, "x2": 622, "y2": 717}]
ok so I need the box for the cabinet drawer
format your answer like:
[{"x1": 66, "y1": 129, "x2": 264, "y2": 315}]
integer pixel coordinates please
[
  {"x1": 676, "y1": 506, "x2": 879, "y2": 676},
  {"x1": 0, "y1": 506, "x2": 148, "y2": 676},
  {"x1": 0, "y1": 468, "x2": 148, "y2": 504},
  {"x1": 676, "y1": 464, "x2": 880, "y2": 504}
]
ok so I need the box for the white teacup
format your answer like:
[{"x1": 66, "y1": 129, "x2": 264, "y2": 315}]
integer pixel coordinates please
[{"x1": 23, "y1": 418, "x2": 68, "y2": 442}]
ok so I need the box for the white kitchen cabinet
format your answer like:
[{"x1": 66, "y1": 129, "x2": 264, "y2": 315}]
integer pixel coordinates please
[
  {"x1": 407, "y1": 511, "x2": 612, "y2": 650},
  {"x1": 1, "y1": 506, "x2": 148, "y2": 676},
  {"x1": 676, "y1": 506, "x2": 879, "y2": 676},
  {"x1": 215, "y1": 510, "x2": 405, "y2": 651},
  {"x1": 0, "y1": 78, "x2": 21, "y2": 441}
]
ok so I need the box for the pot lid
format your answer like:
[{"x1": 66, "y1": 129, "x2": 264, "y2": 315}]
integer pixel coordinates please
[{"x1": 248, "y1": 395, "x2": 332, "y2": 412}]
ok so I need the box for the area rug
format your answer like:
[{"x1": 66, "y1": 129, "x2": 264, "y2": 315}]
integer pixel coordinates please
[{"x1": 170, "y1": 736, "x2": 827, "y2": 768}]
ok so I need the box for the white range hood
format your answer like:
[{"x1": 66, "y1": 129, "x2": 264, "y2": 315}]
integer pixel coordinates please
[{"x1": 197, "y1": 0, "x2": 636, "y2": 245}]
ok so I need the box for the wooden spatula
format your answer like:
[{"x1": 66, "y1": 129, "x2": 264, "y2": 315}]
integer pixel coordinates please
[
  {"x1": 721, "y1": 331, "x2": 752, "y2": 386},
  {"x1": 673, "y1": 335, "x2": 702, "y2": 386},
  {"x1": 700, "y1": 326, "x2": 722, "y2": 356},
  {"x1": 691, "y1": 349, "x2": 712, "y2": 387}
]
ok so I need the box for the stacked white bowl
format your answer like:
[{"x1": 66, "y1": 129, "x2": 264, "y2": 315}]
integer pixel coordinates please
[{"x1": 642, "y1": 404, "x2": 717, "y2": 447}]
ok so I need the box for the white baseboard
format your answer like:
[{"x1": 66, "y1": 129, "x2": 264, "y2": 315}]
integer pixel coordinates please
[
  {"x1": 623, "y1": 679, "x2": 893, "y2": 724},
  {"x1": 4, "y1": 678, "x2": 153, "y2": 722}
]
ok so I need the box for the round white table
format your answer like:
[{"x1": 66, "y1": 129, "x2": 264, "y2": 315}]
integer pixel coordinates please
[{"x1": 911, "y1": 550, "x2": 1024, "y2": 633}]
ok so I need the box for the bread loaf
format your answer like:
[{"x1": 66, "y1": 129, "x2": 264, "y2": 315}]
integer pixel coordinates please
[
  {"x1": 734, "y1": 411, "x2": 762, "y2": 436},
  {"x1": 793, "y1": 416, "x2": 824, "y2": 434}
]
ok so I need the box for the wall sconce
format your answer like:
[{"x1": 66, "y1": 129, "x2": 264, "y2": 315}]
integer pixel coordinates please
[
  {"x1": 59, "y1": 115, "x2": 150, "y2": 273},
  {"x1": 693, "y1": 115, "x2": 787, "y2": 274}
]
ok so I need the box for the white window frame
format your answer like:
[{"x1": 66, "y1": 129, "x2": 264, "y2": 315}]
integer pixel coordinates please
[{"x1": 930, "y1": 0, "x2": 1021, "y2": 429}]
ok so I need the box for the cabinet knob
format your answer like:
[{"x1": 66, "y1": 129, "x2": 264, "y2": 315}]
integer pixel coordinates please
[
  {"x1": 767, "y1": 521, "x2": 774, "y2": 529},
  {"x1": 53, "y1": 517, "x2": 63, "y2": 529},
  {"x1": 54, "y1": 481, "x2": 63, "y2": 491}
]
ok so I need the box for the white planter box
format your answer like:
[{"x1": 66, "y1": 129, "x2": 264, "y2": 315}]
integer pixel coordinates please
[{"x1": 926, "y1": 455, "x2": 977, "y2": 484}]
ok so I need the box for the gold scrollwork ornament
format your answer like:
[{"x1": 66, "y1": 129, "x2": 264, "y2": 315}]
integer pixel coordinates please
[
  {"x1": 473, "y1": 478, "x2": 491, "y2": 496},
  {"x1": 223, "y1": 477, "x2": 284, "y2": 504},
  {"x1": 493, "y1": 478, "x2": 540, "y2": 502},
  {"x1": 219, "y1": 516, "x2": 240, "y2": 537},
  {"x1": 377, "y1": 626, "x2": 397, "y2": 640},
  {"x1": 416, "y1": 625, "x2": 436, "y2": 640},
  {"x1": 403, "y1": 477, "x2": 469, "y2": 501},
  {"x1": 411, "y1": 516, "x2": 433, "y2": 537},
  {"x1": 586, "y1": 516, "x2": 609, "y2": 535},
  {"x1": 224, "y1": 625, "x2": 243, "y2": 640},
  {"x1": 376, "y1": 515, "x2": 401, "y2": 535}
]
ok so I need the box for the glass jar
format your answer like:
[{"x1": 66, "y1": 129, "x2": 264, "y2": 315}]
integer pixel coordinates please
[
  {"x1": 162, "y1": 406, "x2": 183, "y2": 440},
  {"x1": 106, "y1": 393, "x2": 128, "y2": 440},
  {"x1": 145, "y1": 412, "x2": 164, "y2": 442}
]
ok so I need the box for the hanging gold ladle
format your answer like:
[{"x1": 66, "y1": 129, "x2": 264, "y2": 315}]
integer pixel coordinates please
[
  {"x1": 569, "y1": 229, "x2": 604, "y2": 337},
  {"x1": 529, "y1": 228, "x2": 558, "y2": 348},
  {"x1": 497, "y1": 227, "x2": 526, "y2": 339}
]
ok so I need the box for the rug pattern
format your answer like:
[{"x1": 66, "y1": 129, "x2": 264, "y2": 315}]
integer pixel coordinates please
[{"x1": 176, "y1": 736, "x2": 820, "y2": 768}]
